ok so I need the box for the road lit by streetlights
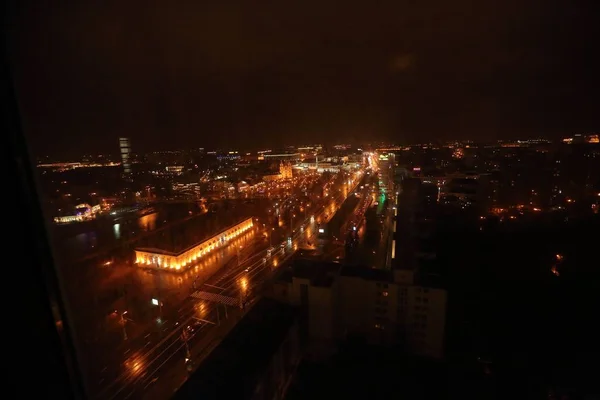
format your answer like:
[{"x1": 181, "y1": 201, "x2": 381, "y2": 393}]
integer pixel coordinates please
[
  {"x1": 124, "y1": 356, "x2": 145, "y2": 379},
  {"x1": 238, "y1": 276, "x2": 249, "y2": 294},
  {"x1": 194, "y1": 302, "x2": 207, "y2": 319}
]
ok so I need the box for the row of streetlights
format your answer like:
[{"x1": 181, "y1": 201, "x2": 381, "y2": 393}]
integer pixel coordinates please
[{"x1": 176, "y1": 173, "x2": 356, "y2": 376}]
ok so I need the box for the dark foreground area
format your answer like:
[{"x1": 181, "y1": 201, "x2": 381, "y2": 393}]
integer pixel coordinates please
[
  {"x1": 440, "y1": 213, "x2": 600, "y2": 398},
  {"x1": 287, "y1": 213, "x2": 600, "y2": 400},
  {"x1": 287, "y1": 341, "x2": 447, "y2": 400}
]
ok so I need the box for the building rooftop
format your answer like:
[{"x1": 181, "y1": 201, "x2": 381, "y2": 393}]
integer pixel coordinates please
[
  {"x1": 174, "y1": 298, "x2": 297, "y2": 400},
  {"x1": 312, "y1": 274, "x2": 335, "y2": 288},
  {"x1": 415, "y1": 258, "x2": 446, "y2": 289},
  {"x1": 133, "y1": 247, "x2": 178, "y2": 256},
  {"x1": 277, "y1": 267, "x2": 294, "y2": 283},
  {"x1": 339, "y1": 265, "x2": 393, "y2": 282},
  {"x1": 287, "y1": 259, "x2": 341, "y2": 287},
  {"x1": 135, "y1": 216, "x2": 251, "y2": 255}
]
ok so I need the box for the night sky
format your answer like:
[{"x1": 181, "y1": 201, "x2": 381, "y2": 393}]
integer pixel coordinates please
[{"x1": 7, "y1": 0, "x2": 600, "y2": 158}]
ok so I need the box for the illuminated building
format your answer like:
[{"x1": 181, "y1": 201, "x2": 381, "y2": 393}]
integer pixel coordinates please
[
  {"x1": 279, "y1": 161, "x2": 293, "y2": 179},
  {"x1": 53, "y1": 203, "x2": 101, "y2": 224},
  {"x1": 263, "y1": 152, "x2": 300, "y2": 161},
  {"x1": 54, "y1": 215, "x2": 85, "y2": 224},
  {"x1": 562, "y1": 134, "x2": 592, "y2": 144},
  {"x1": 135, "y1": 218, "x2": 253, "y2": 272},
  {"x1": 333, "y1": 144, "x2": 351, "y2": 150},
  {"x1": 378, "y1": 152, "x2": 396, "y2": 197},
  {"x1": 452, "y1": 147, "x2": 465, "y2": 159},
  {"x1": 295, "y1": 161, "x2": 341, "y2": 173},
  {"x1": 217, "y1": 151, "x2": 241, "y2": 161},
  {"x1": 37, "y1": 161, "x2": 120, "y2": 170},
  {"x1": 119, "y1": 137, "x2": 132, "y2": 175},
  {"x1": 165, "y1": 165, "x2": 184, "y2": 175},
  {"x1": 261, "y1": 161, "x2": 294, "y2": 181}
]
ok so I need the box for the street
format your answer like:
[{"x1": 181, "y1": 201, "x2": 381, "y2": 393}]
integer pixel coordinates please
[{"x1": 88, "y1": 169, "x2": 365, "y2": 399}]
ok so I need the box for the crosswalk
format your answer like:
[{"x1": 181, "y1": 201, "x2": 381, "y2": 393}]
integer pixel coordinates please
[{"x1": 190, "y1": 290, "x2": 239, "y2": 306}]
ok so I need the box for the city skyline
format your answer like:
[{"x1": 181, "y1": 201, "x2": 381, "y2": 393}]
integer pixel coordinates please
[
  {"x1": 34, "y1": 135, "x2": 599, "y2": 162},
  {"x1": 6, "y1": 1, "x2": 599, "y2": 398},
  {"x1": 9, "y1": 0, "x2": 599, "y2": 159}
]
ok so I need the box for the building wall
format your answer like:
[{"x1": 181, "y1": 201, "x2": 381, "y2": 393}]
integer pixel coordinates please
[
  {"x1": 277, "y1": 272, "x2": 447, "y2": 359},
  {"x1": 307, "y1": 285, "x2": 334, "y2": 340},
  {"x1": 402, "y1": 286, "x2": 447, "y2": 358},
  {"x1": 269, "y1": 281, "x2": 291, "y2": 303},
  {"x1": 337, "y1": 276, "x2": 372, "y2": 336},
  {"x1": 337, "y1": 276, "x2": 399, "y2": 345},
  {"x1": 393, "y1": 268, "x2": 415, "y2": 285},
  {"x1": 287, "y1": 277, "x2": 307, "y2": 306},
  {"x1": 283, "y1": 277, "x2": 335, "y2": 341},
  {"x1": 337, "y1": 277, "x2": 446, "y2": 357},
  {"x1": 252, "y1": 322, "x2": 300, "y2": 400},
  {"x1": 278, "y1": 276, "x2": 337, "y2": 359}
]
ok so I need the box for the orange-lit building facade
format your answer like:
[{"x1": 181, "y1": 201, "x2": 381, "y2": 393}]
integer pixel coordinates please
[{"x1": 135, "y1": 218, "x2": 253, "y2": 272}]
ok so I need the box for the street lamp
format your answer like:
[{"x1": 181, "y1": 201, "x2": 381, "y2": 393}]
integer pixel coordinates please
[
  {"x1": 121, "y1": 311, "x2": 128, "y2": 340},
  {"x1": 152, "y1": 298, "x2": 163, "y2": 319}
]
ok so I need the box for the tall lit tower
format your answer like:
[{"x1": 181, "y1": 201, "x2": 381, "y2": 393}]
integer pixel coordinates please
[{"x1": 119, "y1": 137, "x2": 132, "y2": 175}]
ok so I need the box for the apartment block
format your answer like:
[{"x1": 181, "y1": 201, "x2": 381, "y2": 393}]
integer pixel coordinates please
[{"x1": 270, "y1": 261, "x2": 446, "y2": 359}]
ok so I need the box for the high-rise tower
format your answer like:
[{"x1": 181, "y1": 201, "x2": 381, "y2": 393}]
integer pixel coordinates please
[{"x1": 119, "y1": 137, "x2": 132, "y2": 175}]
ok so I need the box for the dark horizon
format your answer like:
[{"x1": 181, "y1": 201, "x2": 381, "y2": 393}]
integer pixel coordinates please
[{"x1": 8, "y1": 0, "x2": 600, "y2": 158}]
